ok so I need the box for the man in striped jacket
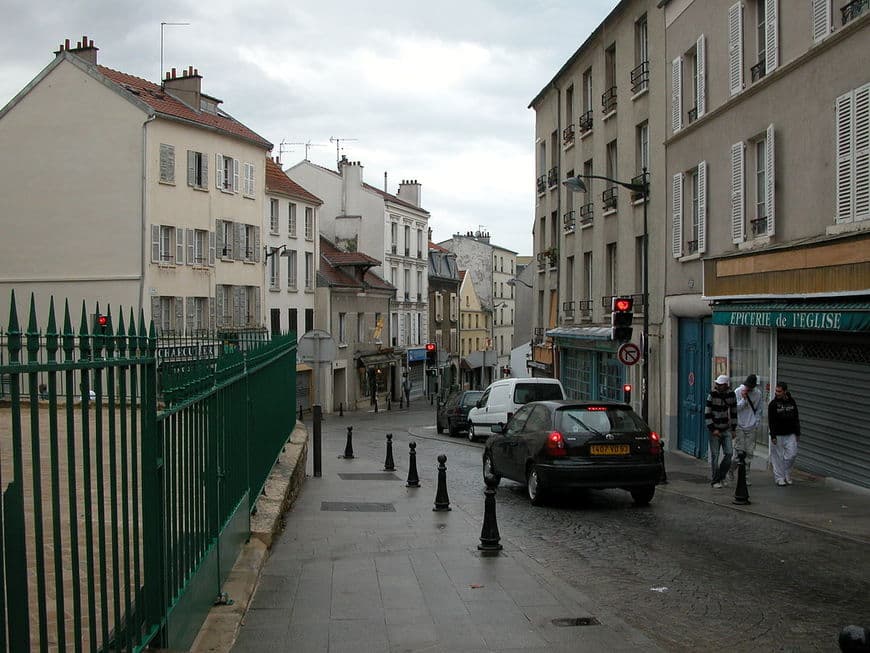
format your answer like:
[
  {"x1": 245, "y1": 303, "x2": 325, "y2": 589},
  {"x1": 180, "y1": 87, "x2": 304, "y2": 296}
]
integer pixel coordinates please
[{"x1": 705, "y1": 374, "x2": 738, "y2": 489}]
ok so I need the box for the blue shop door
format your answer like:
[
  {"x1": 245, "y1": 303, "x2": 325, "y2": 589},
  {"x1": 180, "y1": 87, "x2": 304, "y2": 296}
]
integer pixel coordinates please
[{"x1": 677, "y1": 318, "x2": 713, "y2": 458}]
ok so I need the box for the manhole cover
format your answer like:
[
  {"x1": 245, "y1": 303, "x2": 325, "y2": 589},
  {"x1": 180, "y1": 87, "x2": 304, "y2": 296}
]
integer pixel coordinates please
[
  {"x1": 320, "y1": 502, "x2": 396, "y2": 512},
  {"x1": 338, "y1": 473, "x2": 401, "y2": 481},
  {"x1": 551, "y1": 617, "x2": 600, "y2": 627}
]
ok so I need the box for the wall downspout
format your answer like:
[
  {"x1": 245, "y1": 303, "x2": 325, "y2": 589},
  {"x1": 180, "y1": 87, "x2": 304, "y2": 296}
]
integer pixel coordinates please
[{"x1": 140, "y1": 114, "x2": 157, "y2": 318}]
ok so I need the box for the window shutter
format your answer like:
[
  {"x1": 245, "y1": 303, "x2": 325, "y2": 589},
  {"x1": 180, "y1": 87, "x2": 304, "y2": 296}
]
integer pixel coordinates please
[
  {"x1": 150, "y1": 296, "x2": 161, "y2": 330},
  {"x1": 253, "y1": 227, "x2": 261, "y2": 262},
  {"x1": 765, "y1": 124, "x2": 776, "y2": 236},
  {"x1": 696, "y1": 35, "x2": 706, "y2": 118},
  {"x1": 175, "y1": 297, "x2": 184, "y2": 333},
  {"x1": 208, "y1": 297, "x2": 216, "y2": 330},
  {"x1": 671, "y1": 56, "x2": 683, "y2": 133},
  {"x1": 731, "y1": 141, "x2": 746, "y2": 243},
  {"x1": 215, "y1": 287, "x2": 224, "y2": 327},
  {"x1": 160, "y1": 144, "x2": 175, "y2": 183},
  {"x1": 672, "y1": 172, "x2": 683, "y2": 258},
  {"x1": 811, "y1": 0, "x2": 831, "y2": 43},
  {"x1": 728, "y1": 2, "x2": 743, "y2": 96},
  {"x1": 253, "y1": 290, "x2": 261, "y2": 326},
  {"x1": 216, "y1": 154, "x2": 223, "y2": 189},
  {"x1": 187, "y1": 150, "x2": 195, "y2": 187},
  {"x1": 234, "y1": 222, "x2": 243, "y2": 260},
  {"x1": 186, "y1": 297, "x2": 195, "y2": 334},
  {"x1": 208, "y1": 230, "x2": 216, "y2": 266},
  {"x1": 698, "y1": 161, "x2": 707, "y2": 253},
  {"x1": 201, "y1": 154, "x2": 208, "y2": 188},
  {"x1": 215, "y1": 220, "x2": 224, "y2": 258},
  {"x1": 855, "y1": 84, "x2": 870, "y2": 222},
  {"x1": 765, "y1": 0, "x2": 778, "y2": 74},
  {"x1": 233, "y1": 286, "x2": 242, "y2": 326},
  {"x1": 240, "y1": 287, "x2": 249, "y2": 325},
  {"x1": 151, "y1": 225, "x2": 161, "y2": 263},
  {"x1": 186, "y1": 228, "x2": 195, "y2": 265},
  {"x1": 233, "y1": 159, "x2": 240, "y2": 193},
  {"x1": 836, "y1": 91, "x2": 855, "y2": 223},
  {"x1": 175, "y1": 228, "x2": 184, "y2": 264}
]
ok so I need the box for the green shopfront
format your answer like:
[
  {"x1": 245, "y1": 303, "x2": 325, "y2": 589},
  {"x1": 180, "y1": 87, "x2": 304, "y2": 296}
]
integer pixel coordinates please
[
  {"x1": 712, "y1": 300, "x2": 870, "y2": 489},
  {"x1": 547, "y1": 326, "x2": 629, "y2": 404}
]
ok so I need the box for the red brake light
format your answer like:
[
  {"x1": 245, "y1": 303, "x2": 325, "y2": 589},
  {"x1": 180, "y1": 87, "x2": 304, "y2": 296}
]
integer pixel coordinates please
[
  {"x1": 545, "y1": 431, "x2": 567, "y2": 457},
  {"x1": 650, "y1": 430, "x2": 662, "y2": 455},
  {"x1": 587, "y1": 406, "x2": 607, "y2": 411}
]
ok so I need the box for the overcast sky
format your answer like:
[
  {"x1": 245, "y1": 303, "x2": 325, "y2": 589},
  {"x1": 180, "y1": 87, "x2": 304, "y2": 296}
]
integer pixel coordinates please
[{"x1": 1, "y1": 0, "x2": 619, "y2": 255}]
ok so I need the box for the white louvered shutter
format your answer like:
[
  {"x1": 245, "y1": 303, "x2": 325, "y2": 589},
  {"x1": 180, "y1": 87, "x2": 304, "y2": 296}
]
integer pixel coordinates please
[
  {"x1": 855, "y1": 84, "x2": 870, "y2": 222},
  {"x1": 187, "y1": 150, "x2": 196, "y2": 187},
  {"x1": 151, "y1": 225, "x2": 160, "y2": 263},
  {"x1": 731, "y1": 142, "x2": 746, "y2": 243},
  {"x1": 765, "y1": 124, "x2": 776, "y2": 236},
  {"x1": 765, "y1": 0, "x2": 778, "y2": 74},
  {"x1": 811, "y1": 0, "x2": 832, "y2": 43},
  {"x1": 150, "y1": 297, "x2": 161, "y2": 329},
  {"x1": 232, "y1": 159, "x2": 240, "y2": 193},
  {"x1": 175, "y1": 297, "x2": 184, "y2": 332},
  {"x1": 698, "y1": 161, "x2": 707, "y2": 253},
  {"x1": 186, "y1": 297, "x2": 195, "y2": 334},
  {"x1": 253, "y1": 227, "x2": 261, "y2": 262},
  {"x1": 672, "y1": 173, "x2": 684, "y2": 258},
  {"x1": 836, "y1": 92, "x2": 855, "y2": 223},
  {"x1": 175, "y1": 228, "x2": 184, "y2": 264},
  {"x1": 216, "y1": 154, "x2": 223, "y2": 189},
  {"x1": 215, "y1": 287, "x2": 224, "y2": 327},
  {"x1": 208, "y1": 231, "x2": 216, "y2": 266},
  {"x1": 696, "y1": 35, "x2": 706, "y2": 118},
  {"x1": 234, "y1": 223, "x2": 244, "y2": 260},
  {"x1": 208, "y1": 297, "x2": 215, "y2": 330},
  {"x1": 215, "y1": 220, "x2": 224, "y2": 257},
  {"x1": 672, "y1": 57, "x2": 683, "y2": 133},
  {"x1": 186, "y1": 228, "x2": 194, "y2": 265},
  {"x1": 728, "y1": 2, "x2": 743, "y2": 96}
]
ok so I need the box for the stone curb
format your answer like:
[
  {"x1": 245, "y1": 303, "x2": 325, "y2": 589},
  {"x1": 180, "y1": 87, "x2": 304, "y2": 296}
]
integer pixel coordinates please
[{"x1": 189, "y1": 420, "x2": 309, "y2": 653}]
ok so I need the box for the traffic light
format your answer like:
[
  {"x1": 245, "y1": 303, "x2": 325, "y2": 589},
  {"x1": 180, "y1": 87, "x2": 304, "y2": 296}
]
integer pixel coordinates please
[
  {"x1": 425, "y1": 342, "x2": 437, "y2": 364},
  {"x1": 94, "y1": 313, "x2": 110, "y2": 334},
  {"x1": 611, "y1": 297, "x2": 634, "y2": 342},
  {"x1": 623, "y1": 383, "x2": 632, "y2": 403}
]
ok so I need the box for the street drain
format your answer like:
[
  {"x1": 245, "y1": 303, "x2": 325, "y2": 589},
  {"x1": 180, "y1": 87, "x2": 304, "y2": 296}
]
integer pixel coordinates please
[
  {"x1": 551, "y1": 617, "x2": 600, "y2": 627},
  {"x1": 321, "y1": 501, "x2": 396, "y2": 512}
]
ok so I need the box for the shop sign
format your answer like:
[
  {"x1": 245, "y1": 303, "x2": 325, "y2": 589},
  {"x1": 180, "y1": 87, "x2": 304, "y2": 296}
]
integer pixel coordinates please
[
  {"x1": 407, "y1": 347, "x2": 427, "y2": 362},
  {"x1": 713, "y1": 308, "x2": 870, "y2": 332}
]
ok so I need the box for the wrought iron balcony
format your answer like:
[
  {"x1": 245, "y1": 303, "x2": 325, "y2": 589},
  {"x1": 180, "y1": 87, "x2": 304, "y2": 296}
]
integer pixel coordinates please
[
  {"x1": 563, "y1": 210, "x2": 576, "y2": 232},
  {"x1": 630, "y1": 173, "x2": 648, "y2": 202},
  {"x1": 602, "y1": 86, "x2": 617, "y2": 114},
  {"x1": 536, "y1": 251, "x2": 548, "y2": 269},
  {"x1": 578, "y1": 110, "x2": 593, "y2": 133},
  {"x1": 563, "y1": 124, "x2": 575, "y2": 146},
  {"x1": 750, "y1": 215, "x2": 768, "y2": 237},
  {"x1": 577, "y1": 299, "x2": 594, "y2": 319},
  {"x1": 562, "y1": 300, "x2": 575, "y2": 313},
  {"x1": 547, "y1": 166, "x2": 560, "y2": 188},
  {"x1": 842, "y1": 0, "x2": 868, "y2": 24},
  {"x1": 537, "y1": 174, "x2": 547, "y2": 194},
  {"x1": 532, "y1": 327, "x2": 544, "y2": 344},
  {"x1": 686, "y1": 239, "x2": 699, "y2": 254},
  {"x1": 631, "y1": 61, "x2": 649, "y2": 94},
  {"x1": 751, "y1": 58, "x2": 767, "y2": 82},
  {"x1": 688, "y1": 107, "x2": 698, "y2": 124},
  {"x1": 579, "y1": 202, "x2": 594, "y2": 225},
  {"x1": 602, "y1": 187, "x2": 618, "y2": 211}
]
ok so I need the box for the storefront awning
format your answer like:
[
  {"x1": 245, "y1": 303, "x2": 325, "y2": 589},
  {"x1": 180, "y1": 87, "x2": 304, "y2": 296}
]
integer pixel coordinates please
[
  {"x1": 711, "y1": 300, "x2": 870, "y2": 332},
  {"x1": 356, "y1": 352, "x2": 401, "y2": 368},
  {"x1": 546, "y1": 326, "x2": 612, "y2": 340}
]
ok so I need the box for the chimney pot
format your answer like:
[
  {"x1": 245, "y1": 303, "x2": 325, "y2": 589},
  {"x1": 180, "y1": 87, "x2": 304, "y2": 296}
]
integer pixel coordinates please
[
  {"x1": 89, "y1": 39, "x2": 94, "y2": 47},
  {"x1": 76, "y1": 41, "x2": 82, "y2": 48},
  {"x1": 188, "y1": 65, "x2": 193, "y2": 76},
  {"x1": 82, "y1": 35, "x2": 87, "y2": 46},
  {"x1": 172, "y1": 67, "x2": 177, "y2": 79},
  {"x1": 65, "y1": 39, "x2": 70, "y2": 49}
]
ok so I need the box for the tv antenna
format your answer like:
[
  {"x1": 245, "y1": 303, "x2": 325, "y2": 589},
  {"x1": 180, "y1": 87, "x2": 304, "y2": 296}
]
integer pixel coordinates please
[
  {"x1": 329, "y1": 136, "x2": 358, "y2": 168},
  {"x1": 289, "y1": 140, "x2": 326, "y2": 162},
  {"x1": 160, "y1": 21, "x2": 190, "y2": 85}
]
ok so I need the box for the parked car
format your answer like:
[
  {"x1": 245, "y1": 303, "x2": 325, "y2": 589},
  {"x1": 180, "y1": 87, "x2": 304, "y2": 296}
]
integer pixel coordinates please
[
  {"x1": 466, "y1": 378, "x2": 565, "y2": 442},
  {"x1": 436, "y1": 390, "x2": 484, "y2": 436},
  {"x1": 482, "y1": 400, "x2": 663, "y2": 506}
]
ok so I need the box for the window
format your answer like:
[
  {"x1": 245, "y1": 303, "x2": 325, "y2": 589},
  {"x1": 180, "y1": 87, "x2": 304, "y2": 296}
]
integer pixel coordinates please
[
  {"x1": 751, "y1": 0, "x2": 778, "y2": 76},
  {"x1": 755, "y1": 138, "x2": 768, "y2": 228},
  {"x1": 606, "y1": 243, "x2": 617, "y2": 297},
  {"x1": 583, "y1": 252, "x2": 593, "y2": 304},
  {"x1": 603, "y1": 44, "x2": 617, "y2": 114},
  {"x1": 243, "y1": 162, "x2": 255, "y2": 197},
  {"x1": 218, "y1": 285, "x2": 233, "y2": 326},
  {"x1": 566, "y1": 255, "x2": 574, "y2": 308},
  {"x1": 564, "y1": 84, "x2": 575, "y2": 144},
  {"x1": 219, "y1": 220, "x2": 233, "y2": 258},
  {"x1": 605, "y1": 141, "x2": 618, "y2": 211},
  {"x1": 270, "y1": 199, "x2": 279, "y2": 233},
  {"x1": 193, "y1": 228, "x2": 209, "y2": 265},
  {"x1": 151, "y1": 225, "x2": 181, "y2": 264},
  {"x1": 191, "y1": 297, "x2": 208, "y2": 332},
  {"x1": 245, "y1": 286, "x2": 259, "y2": 325},
  {"x1": 582, "y1": 67, "x2": 593, "y2": 114},
  {"x1": 391, "y1": 266, "x2": 398, "y2": 286},
  {"x1": 160, "y1": 144, "x2": 175, "y2": 184},
  {"x1": 287, "y1": 249, "x2": 298, "y2": 289},
  {"x1": 673, "y1": 161, "x2": 707, "y2": 257},
  {"x1": 269, "y1": 252, "x2": 280, "y2": 289},
  {"x1": 689, "y1": 167, "x2": 701, "y2": 252},
  {"x1": 159, "y1": 296, "x2": 177, "y2": 334},
  {"x1": 637, "y1": 122, "x2": 649, "y2": 175},
  {"x1": 288, "y1": 308, "x2": 297, "y2": 334},
  {"x1": 187, "y1": 150, "x2": 208, "y2": 189},
  {"x1": 304, "y1": 207, "x2": 314, "y2": 240},
  {"x1": 391, "y1": 222, "x2": 398, "y2": 253},
  {"x1": 635, "y1": 236, "x2": 646, "y2": 302},
  {"x1": 417, "y1": 229, "x2": 423, "y2": 258},
  {"x1": 216, "y1": 154, "x2": 238, "y2": 193},
  {"x1": 416, "y1": 270, "x2": 423, "y2": 301},
  {"x1": 304, "y1": 252, "x2": 314, "y2": 290},
  {"x1": 633, "y1": 14, "x2": 649, "y2": 94},
  {"x1": 836, "y1": 85, "x2": 869, "y2": 224},
  {"x1": 404, "y1": 268, "x2": 410, "y2": 300},
  {"x1": 160, "y1": 225, "x2": 173, "y2": 263},
  {"x1": 404, "y1": 225, "x2": 411, "y2": 256},
  {"x1": 338, "y1": 312, "x2": 347, "y2": 343},
  {"x1": 288, "y1": 202, "x2": 297, "y2": 237},
  {"x1": 304, "y1": 308, "x2": 314, "y2": 332},
  {"x1": 242, "y1": 225, "x2": 257, "y2": 261},
  {"x1": 357, "y1": 312, "x2": 365, "y2": 343}
]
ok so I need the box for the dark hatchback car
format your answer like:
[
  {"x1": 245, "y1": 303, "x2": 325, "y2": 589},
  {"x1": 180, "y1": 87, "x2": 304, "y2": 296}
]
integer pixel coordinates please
[
  {"x1": 437, "y1": 390, "x2": 484, "y2": 436},
  {"x1": 482, "y1": 400, "x2": 663, "y2": 506}
]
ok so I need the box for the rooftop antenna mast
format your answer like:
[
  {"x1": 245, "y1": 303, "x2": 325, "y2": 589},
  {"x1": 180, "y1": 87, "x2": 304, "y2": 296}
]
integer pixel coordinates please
[
  {"x1": 329, "y1": 136, "x2": 358, "y2": 168},
  {"x1": 160, "y1": 21, "x2": 190, "y2": 85},
  {"x1": 289, "y1": 141, "x2": 327, "y2": 161}
]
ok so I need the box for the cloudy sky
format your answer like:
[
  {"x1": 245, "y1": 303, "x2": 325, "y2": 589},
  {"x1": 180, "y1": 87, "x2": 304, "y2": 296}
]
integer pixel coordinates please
[{"x1": 1, "y1": 0, "x2": 619, "y2": 255}]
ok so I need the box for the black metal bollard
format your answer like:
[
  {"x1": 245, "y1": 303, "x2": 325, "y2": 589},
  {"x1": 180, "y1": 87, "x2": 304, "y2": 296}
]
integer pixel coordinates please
[
  {"x1": 312, "y1": 405, "x2": 323, "y2": 477},
  {"x1": 406, "y1": 442, "x2": 420, "y2": 487},
  {"x1": 430, "y1": 393, "x2": 434, "y2": 406},
  {"x1": 732, "y1": 450, "x2": 751, "y2": 505},
  {"x1": 838, "y1": 625, "x2": 870, "y2": 653},
  {"x1": 387, "y1": 394, "x2": 392, "y2": 411},
  {"x1": 384, "y1": 433, "x2": 396, "y2": 471},
  {"x1": 374, "y1": 394, "x2": 379, "y2": 413},
  {"x1": 339, "y1": 402, "x2": 343, "y2": 417},
  {"x1": 342, "y1": 426, "x2": 355, "y2": 459},
  {"x1": 399, "y1": 393, "x2": 404, "y2": 409},
  {"x1": 433, "y1": 454, "x2": 451, "y2": 511},
  {"x1": 478, "y1": 474, "x2": 502, "y2": 554}
]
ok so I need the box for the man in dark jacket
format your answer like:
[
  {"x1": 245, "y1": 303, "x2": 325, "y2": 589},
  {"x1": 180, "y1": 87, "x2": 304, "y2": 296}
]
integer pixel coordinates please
[
  {"x1": 768, "y1": 382, "x2": 801, "y2": 486},
  {"x1": 705, "y1": 374, "x2": 737, "y2": 488}
]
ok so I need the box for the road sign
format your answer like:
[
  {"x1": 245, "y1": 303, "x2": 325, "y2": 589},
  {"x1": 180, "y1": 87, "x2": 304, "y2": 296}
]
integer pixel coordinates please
[{"x1": 617, "y1": 342, "x2": 641, "y2": 366}]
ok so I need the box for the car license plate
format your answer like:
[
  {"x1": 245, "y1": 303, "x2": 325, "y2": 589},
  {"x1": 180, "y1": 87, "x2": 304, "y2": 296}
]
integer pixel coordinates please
[{"x1": 590, "y1": 444, "x2": 630, "y2": 455}]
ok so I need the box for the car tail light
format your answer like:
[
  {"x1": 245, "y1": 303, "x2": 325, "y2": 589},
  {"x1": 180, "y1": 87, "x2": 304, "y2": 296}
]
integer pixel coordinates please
[
  {"x1": 544, "y1": 431, "x2": 567, "y2": 457},
  {"x1": 649, "y1": 431, "x2": 662, "y2": 455}
]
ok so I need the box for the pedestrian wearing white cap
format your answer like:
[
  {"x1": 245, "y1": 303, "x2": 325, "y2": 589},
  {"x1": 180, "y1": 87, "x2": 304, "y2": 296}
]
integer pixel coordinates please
[
  {"x1": 705, "y1": 374, "x2": 737, "y2": 488},
  {"x1": 729, "y1": 374, "x2": 763, "y2": 486}
]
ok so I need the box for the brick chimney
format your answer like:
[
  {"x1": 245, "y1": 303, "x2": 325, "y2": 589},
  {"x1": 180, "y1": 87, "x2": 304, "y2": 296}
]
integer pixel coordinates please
[
  {"x1": 55, "y1": 36, "x2": 99, "y2": 65},
  {"x1": 163, "y1": 65, "x2": 202, "y2": 110},
  {"x1": 397, "y1": 179, "x2": 421, "y2": 207}
]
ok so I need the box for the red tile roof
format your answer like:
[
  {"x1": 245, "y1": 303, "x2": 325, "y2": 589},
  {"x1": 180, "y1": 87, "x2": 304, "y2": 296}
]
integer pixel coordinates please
[
  {"x1": 265, "y1": 158, "x2": 322, "y2": 204},
  {"x1": 319, "y1": 236, "x2": 394, "y2": 291},
  {"x1": 364, "y1": 183, "x2": 429, "y2": 214},
  {"x1": 96, "y1": 65, "x2": 272, "y2": 149},
  {"x1": 429, "y1": 241, "x2": 449, "y2": 252}
]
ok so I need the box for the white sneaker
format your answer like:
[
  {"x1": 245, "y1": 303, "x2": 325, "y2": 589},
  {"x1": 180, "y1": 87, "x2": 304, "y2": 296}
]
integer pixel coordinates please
[
  {"x1": 712, "y1": 482, "x2": 723, "y2": 489},
  {"x1": 721, "y1": 478, "x2": 730, "y2": 488},
  {"x1": 776, "y1": 479, "x2": 787, "y2": 486},
  {"x1": 785, "y1": 477, "x2": 793, "y2": 485}
]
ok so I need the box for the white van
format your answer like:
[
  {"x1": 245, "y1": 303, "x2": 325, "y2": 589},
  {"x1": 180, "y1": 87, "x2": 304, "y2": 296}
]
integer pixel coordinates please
[{"x1": 466, "y1": 378, "x2": 566, "y2": 441}]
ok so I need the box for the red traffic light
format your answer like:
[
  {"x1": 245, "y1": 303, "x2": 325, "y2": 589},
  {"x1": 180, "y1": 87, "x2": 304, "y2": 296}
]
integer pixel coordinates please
[
  {"x1": 97, "y1": 314, "x2": 108, "y2": 327},
  {"x1": 613, "y1": 297, "x2": 633, "y2": 312},
  {"x1": 425, "y1": 342, "x2": 436, "y2": 352},
  {"x1": 623, "y1": 383, "x2": 632, "y2": 393}
]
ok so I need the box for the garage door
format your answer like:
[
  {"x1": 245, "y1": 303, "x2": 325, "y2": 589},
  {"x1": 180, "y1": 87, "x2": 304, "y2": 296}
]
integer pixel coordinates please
[{"x1": 777, "y1": 333, "x2": 870, "y2": 488}]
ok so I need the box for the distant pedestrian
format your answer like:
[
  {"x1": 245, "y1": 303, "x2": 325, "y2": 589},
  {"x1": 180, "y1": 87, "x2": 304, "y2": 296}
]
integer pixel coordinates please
[
  {"x1": 730, "y1": 374, "x2": 763, "y2": 486},
  {"x1": 705, "y1": 374, "x2": 737, "y2": 489},
  {"x1": 769, "y1": 382, "x2": 801, "y2": 486},
  {"x1": 403, "y1": 377, "x2": 412, "y2": 407}
]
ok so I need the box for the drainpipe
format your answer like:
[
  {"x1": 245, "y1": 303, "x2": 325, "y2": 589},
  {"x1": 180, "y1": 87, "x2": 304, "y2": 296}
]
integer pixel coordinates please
[{"x1": 140, "y1": 114, "x2": 157, "y2": 318}]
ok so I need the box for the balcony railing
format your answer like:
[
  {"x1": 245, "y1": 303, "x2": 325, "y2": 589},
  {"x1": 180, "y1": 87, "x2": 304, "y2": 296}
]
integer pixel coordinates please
[
  {"x1": 578, "y1": 110, "x2": 593, "y2": 133},
  {"x1": 751, "y1": 58, "x2": 767, "y2": 82},
  {"x1": 750, "y1": 215, "x2": 768, "y2": 237},
  {"x1": 562, "y1": 301, "x2": 575, "y2": 313},
  {"x1": 577, "y1": 300, "x2": 594, "y2": 319},
  {"x1": 631, "y1": 173, "x2": 648, "y2": 202},
  {"x1": 536, "y1": 174, "x2": 547, "y2": 194},
  {"x1": 547, "y1": 166, "x2": 560, "y2": 188},
  {"x1": 631, "y1": 61, "x2": 649, "y2": 94},
  {"x1": 563, "y1": 123, "x2": 575, "y2": 146},
  {"x1": 602, "y1": 186, "x2": 618, "y2": 211},
  {"x1": 532, "y1": 327, "x2": 545, "y2": 345},
  {"x1": 579, "y1": 202, "x2": 594, "y2": 225},
  {"x1": 602, "y1": 86, "x2": 617, "y2": 114},
  {"x1": 842, "y1": 0, "x2": 868, "y2": 24},
  {"x1": 563, "y1": 210, "x2": 576, "y2": 233},
  {"x1": 686, "y1": 239, "x2": 699, "y2": 254},
  {"x1": 688, "y1": 106, "x2": 698, "y2": 124},
  {"x1": 537, "y1": 252, "x2": 548, "y2": 269}
]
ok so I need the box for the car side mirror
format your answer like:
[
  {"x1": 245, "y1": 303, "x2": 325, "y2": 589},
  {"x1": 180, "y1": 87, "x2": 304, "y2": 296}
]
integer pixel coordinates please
[
  {"x1": 476, "y1": 400, "x2": 482, "y2": 409},
  {"x1": 491, "y1": 423, "x2": 505, "y2": 434}
]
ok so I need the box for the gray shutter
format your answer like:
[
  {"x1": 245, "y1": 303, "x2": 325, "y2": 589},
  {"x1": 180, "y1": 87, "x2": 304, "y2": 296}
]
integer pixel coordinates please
[
  {"x1": 697, "y1": 161, "x2": 707, "y2": 254},
  {"x1": 186, "y1": 228, "x2": 195, "y2": 265},
  {"x1": 253, "y1": 290, "x2": 261, "y2": 326},
  {"x1": 201, "y1": 154, "x2": 208, "y2": 189},
  {"x1": 208, "y1": 230, "x2": 216, "y2": 266},
  {"x1": 696, "y1": 35, "x2": 706, "y2": 118},
  {"x1": 160, "y1": 144, "x2": 175, "y2": 183},
  {"x1": 150, "y1": 296, "x2": 161, "y2": 330},
  {"x1": 234, "y1": 223, "x2": 243, "y2": 260},
  {"x1": 215, "y1": 287, "x2": 224, "y2": 327},
  {"x1": 728, "y1": 2, "x2": 743, "y2": 96},
  {"x1": 240, "y1": 287, "x2": 248, "y2": 326},
  {"x1": 216, "y1": 220, "x2": 224, "y2": 258},
  {"x1": 765, "y1": 0, "x2": 778, "y2": 74},
  {"x1": 175, "y1": 297, "x2": 184, "y2": 333},
  {"x1": 233, "y1": 286, "x2": 242, "y2": 327},
  {"x1": 731, "y1": 141, "x2": 746, "y2": 243},
  {"x1": 672, "y1": 173, "x2": 683, "y2": 258},
  {"x1": 671, "y1": 57, "x2": 682, "y2": 133},
  {"x1": 766, "y1": 124, "x2": 776, "y2": 236},
  {"x1": 811, "y1": 0, "x2": 831, "y2": 43},
  {"x1": 187, "y1": 150, "x2": 195, "y2": 186},
  {"x1": 216, "y1": 154, "x2": 223, "y2": 189},
  {"x1": 175, "y1": 228, "x2": 184, "y2": 264},
  {"x1": 208, "y1": 296, "x2": 216, "y2": 330},
  {"x1": 151, "y1": 225, "x2": 160, "y2": 263},
  {"x1": 855, "y1": 83, "x2": 870, "y2": 222},
  {"x1": 186, "y1": 296, "x2": 195, "y2": 333},
  {"x1": 233, "y1": 158, "x2": 240, "y2": 193},
  {"x1": 253, "y1": 226, "x2": 261, "y2": 262}
]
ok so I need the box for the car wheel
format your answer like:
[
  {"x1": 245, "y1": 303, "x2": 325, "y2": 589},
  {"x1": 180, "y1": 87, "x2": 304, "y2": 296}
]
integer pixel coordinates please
[
  {"x1": 468, "y1": 423, "x2": 476, "y2": 442},
  {"x1": 630, "y1": 485, "x2": 656, "y2": 506},
  {"x1": 527, "y1": 464, "x2": 547, "y2": 506},
  {"x1": 482, "y1": 451, "x2": 501, "y2": 485},
  {"x1": 448, "y1": 419, "x2": 459, "y2": 437}
]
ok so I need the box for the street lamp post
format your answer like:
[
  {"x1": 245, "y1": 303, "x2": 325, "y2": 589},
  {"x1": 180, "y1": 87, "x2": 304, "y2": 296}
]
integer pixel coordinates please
[{"x1": 562, "y1": 169, "x2": 650, "y2": 422}]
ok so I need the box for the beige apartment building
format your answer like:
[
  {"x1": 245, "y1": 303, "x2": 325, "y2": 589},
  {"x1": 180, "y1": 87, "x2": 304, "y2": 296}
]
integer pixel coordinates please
[
  {"x1": 458, "y1": 270, "x2": 493, "y2": 389},
  {"x1": 0, "y1": 37, "x2": 271, "y2": 334},
  {"x1": 662, "y1": 1, "x2": 870, "y2": 487}
]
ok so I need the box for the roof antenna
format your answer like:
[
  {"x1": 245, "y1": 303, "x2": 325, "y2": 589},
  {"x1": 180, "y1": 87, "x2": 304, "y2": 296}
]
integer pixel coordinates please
[
  {"x1": 160, "y1": 21, "x2": 190, "y2": 85},
  {"x1": 329, "y1": 136, "x2": 358, "y2": 168}
]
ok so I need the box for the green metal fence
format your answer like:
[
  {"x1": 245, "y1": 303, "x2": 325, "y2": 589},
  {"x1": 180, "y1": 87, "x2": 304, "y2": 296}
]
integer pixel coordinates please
[{"x1": 0, "y1": 291, "x2": 297, "y2": 652}]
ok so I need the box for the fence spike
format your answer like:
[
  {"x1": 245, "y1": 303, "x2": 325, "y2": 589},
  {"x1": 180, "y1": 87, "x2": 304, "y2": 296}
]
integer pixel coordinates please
[
  {"x1": 62, "y1": 299, "x2": 75, "y2": 359},
  {"x1": 6, "y1": 289, "x2": 21, "y2": 360},
  {"x1": 7, "y1": 288, "x2": 20, "y2": 333},
  {"x1": 105, "y1": 306, "x2": 115, "y2": 356},
  {"x1": 116, "y1": 311, "x2": 127, "y2": 356},
  {"x1": 46, "y1": 298, "x2": 59, "y2": 358},
  {"x1": 25, "y1": 293, "x2": 40, "y2": 358},
  {"x1": 79, "y1": 300, "x2": 91, "y2": 359}
]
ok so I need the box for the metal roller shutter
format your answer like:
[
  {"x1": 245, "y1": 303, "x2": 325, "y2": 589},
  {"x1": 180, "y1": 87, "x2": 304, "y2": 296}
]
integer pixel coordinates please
[
  {"x1": 296, "y1": 369, "x2": 312, "y2": 414},
  {"x1": 409, "y1": 361, "x2": 425, "y2": 398},
  {"x1": 777, "y1": 334, "x2": 870, "y2": 488}
]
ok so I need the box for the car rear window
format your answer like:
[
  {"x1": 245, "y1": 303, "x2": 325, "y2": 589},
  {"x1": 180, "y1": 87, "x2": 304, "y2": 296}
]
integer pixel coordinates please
[
  {"x1": 513, "y1": 383, "x2": 563, "y2": 404},
  {"x1": 461, "y1": 392, "x2": 483, "y2": 407},
  {"x1": 556, "y1": 407, "x2": 647, "y2": 435}
]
